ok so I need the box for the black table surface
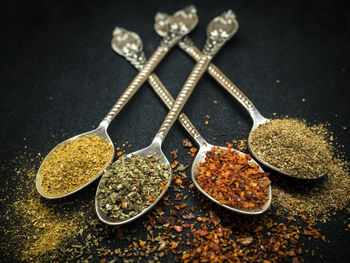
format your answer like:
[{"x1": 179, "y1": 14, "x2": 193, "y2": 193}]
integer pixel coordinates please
[{"x1": 1, "y1": 0, "x2": 349, "y2": 262}]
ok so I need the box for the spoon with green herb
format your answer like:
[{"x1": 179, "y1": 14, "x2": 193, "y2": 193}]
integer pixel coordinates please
[
  {"x1": 96, "y1": 10, "x2": 244, "y2": 225},
  {"x1": 154, "y1": 12, "x2": 328, "y2": 179},
  {"x1": 110, "y1": 18, "x2": 271, "y2": 215},
  {"x1": 35, "y1": 6, "x2": 198, "y2": 199}
]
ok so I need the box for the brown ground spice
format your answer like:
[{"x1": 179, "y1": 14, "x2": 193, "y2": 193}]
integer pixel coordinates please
[
  {"x1": 272, "y1": 157, "x2": 350, "y2": 222},
  {"x1": 249, "y1": 118, "x2": 332, "y2": 179}
]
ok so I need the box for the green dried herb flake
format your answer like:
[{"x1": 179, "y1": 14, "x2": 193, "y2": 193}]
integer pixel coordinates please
[{"x1": 97, "y1": 155, "x2": 170, "y2": 221}]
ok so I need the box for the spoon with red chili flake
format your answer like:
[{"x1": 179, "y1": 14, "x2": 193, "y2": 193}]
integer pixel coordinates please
[
  {"x1": 111, "y1": 14, "x2": 271, "y2": 215},
  {"x1": 97, "y1": 10, "x2": 244, "y2": 225},
  {"x1": 154, "y1": 11, "x2": 327, "y2": 180}
]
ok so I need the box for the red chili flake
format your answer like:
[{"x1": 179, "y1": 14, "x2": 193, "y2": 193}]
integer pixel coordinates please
[
  {"x1": 212, "y1": 100, "x2": 218, "y2": 104},
  {"x1": 196, "y1": 147, "x2": 271, "y2": 210},
  {"x1": 171, "y1": 149, "x2": 178, "y2": 159},
  {"x1": 170, "y1": 241, "x2": 179, "y2": 249},
  {"x1": 179, "y1": 203, "x2": 187, "y2": 208},
  {"x1": 174, "y1": 225, "x2": 183, "y2": 232},
  {"x1": 139, "y1": 240, "x2": 146, "y2": 246},
  {"x1": 196, "y1": 229, "x2": 209, "y2": 236},
  {"x1": 182, "y1": 138, "x2": 193, "y2": 148},
  {"x1": 204, "y1": 120, "x2": 209, "y2": 125},
  {"x1": 116, "y1": 151, "x2": 123, "y2": 157},
  {"x1": 190, "y1": 147, "x2": 198, "y2": 153},
  {"x1": 197, "y1": 216, "x2": 208, "y2": 222},
  {"x1": 212, "y1": 243, "x2": 220, "y2": 251},
  {"x1": 171, "y1": 160, "x2": 179, "y2": 168}
]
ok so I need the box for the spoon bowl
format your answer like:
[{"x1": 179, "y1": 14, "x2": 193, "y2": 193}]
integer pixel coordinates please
[
  {"x1": 154, "y1": 11, "x2": 325, "y2": 180},
  {"x1": 247, "y1": 116, "x2": 327, "y2": 179},
  {"x1": 191, "y1": 140, "x2": 272, "y2": 215},
  {"x1": 112, "y1": 25, "x2": 272, "y2": 215},
  {"x1": 36, "y1": 121, "x2": 114, "y2": 199},
  {"x1": 156, "y1": 10, "x2": 272, "y2": 214},
  {"x1": 36, "y1": 6, "x2": 199, "y2": 199},
  {"x1": 95, "y1": 138, "x2": 171, "y2": 226}
]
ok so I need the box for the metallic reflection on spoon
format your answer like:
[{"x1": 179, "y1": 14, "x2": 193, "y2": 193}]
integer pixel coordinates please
[
  {"x1": 154, "y1": 11, "x2": 326, "y2": 179},
  {"x1": 110, "y1": 12, "x2": 271, "y2": 216}
]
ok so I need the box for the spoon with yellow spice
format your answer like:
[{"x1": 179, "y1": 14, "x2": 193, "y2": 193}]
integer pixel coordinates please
[{"x1": 36, "y1": 6, "x2": 198, "y2": 199}]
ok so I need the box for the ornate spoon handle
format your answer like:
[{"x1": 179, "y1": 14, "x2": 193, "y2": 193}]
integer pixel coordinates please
[
  {"x1": 178, "y1": 37, "x2": 261, "y2": 119},
  {"x1": 111, "y1": 28, "x2": 202, "y2": 141},
  {"x1": 101, "y1": 6, "x2": 198, "y2": 127},
  {"x1": 103, "y1": 46, "x2": 167, "y2": 125},
  {"x1": 155, "y1": 56, "x2": 211, "y2": 142},
  {"x1": 148, "y1": 74, "x2": 201, "y2": 140},
  {"x1": 154, "y1": 11, "x2": 263, "y2": 122},
  {"x1": 154, "y1": 10, "x2": 238, "y2": 143}
]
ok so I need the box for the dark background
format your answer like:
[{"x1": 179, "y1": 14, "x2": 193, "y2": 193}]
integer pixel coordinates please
[{"x1": 1, "y1": 0, "x2": 349, "y2": 262}]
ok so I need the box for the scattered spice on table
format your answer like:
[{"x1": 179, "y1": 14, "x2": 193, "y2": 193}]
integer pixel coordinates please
[
  {"x1": 273, "y1": 156, "x2": 350, "y2": 222},
  {"x1": 239, "y1": 126, "x2": 350, "y2": 221},
  {"x1": 249, "y1": 118, "x2": 333, "y2": 178},
  {"x1": 196, "y1": 147, "x2": 271, "y2": 210},
  {"x1": 1, "y1": 153, "x2": 84, "y2": 262},
  {"x1": 39, "y1": 135, "x2": 113, "y2": 197},
  {"x1": 1, "y1": 137, "x2": 349, "y2": 262},
  {"x1": 97, "y1": 155, "x2": 170, "y2": 221},
  {"x1": 182, "y1": 138, "x2": 193, "y2": 148}
]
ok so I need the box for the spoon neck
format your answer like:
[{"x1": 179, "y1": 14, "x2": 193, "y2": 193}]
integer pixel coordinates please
[
  {"x1": 152, "y1": 135, "x2": 163, "y2": 148},
  {"x1": 250, "y1": 108, "x2": 268, "y2": 129},
  {"x1": 194, "y1": 135, "x2": 208, "y2": 148},
  {"x1": 99, "y1": 119, "x2": 110, "y2": 130}
]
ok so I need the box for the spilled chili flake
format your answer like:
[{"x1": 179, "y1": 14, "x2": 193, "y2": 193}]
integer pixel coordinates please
[{"x1": 196, "y1": 147, "x2": 271, "y2": 210}]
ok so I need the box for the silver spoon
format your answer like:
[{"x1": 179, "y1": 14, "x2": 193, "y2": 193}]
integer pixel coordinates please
[
  {"x1": 111, "y1": 25, "x2": 271, "y2": 215},
  {"x1": 154, "y1": 12, "x2": 325, "y2": 179},
  {"x1": 96, "y1": 10, "x2": 240, "y2": 225},
  {"x1": 36, "y1": 6, "x2": 198, "y2": 199}
]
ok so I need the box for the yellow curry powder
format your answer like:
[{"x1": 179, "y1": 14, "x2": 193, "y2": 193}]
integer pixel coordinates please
[{"x1": 39, "y1": 135, "x2": 113, "y2": 197}]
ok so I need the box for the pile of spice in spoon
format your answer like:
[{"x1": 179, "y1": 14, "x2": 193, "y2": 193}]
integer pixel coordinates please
[
  {"x1": 96, "y1": 155, "x2": 170, "y2": 222},
  {"x1": 249, "y1": 118, "x2": 333, "y2": 179},
  {"x1": 38, "y1": 135, "x2": 113, "y2": 197},
  {"x1": 196, "y1": 147, "x2": 271, "y2": 210}
]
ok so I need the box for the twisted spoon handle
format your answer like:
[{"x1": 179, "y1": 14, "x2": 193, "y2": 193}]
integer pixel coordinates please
[
  {"x1": 178, "y1": 37, "x2": 261, "y2": 120},
  {"x1": 148, "y1": 74, "x2": 201, "y2": 140},
  {"x1": 155, "y1": 56, "x2": 212, "y2": 142},
  {"x1": 102, "y1": 46, "x2": 167, "y2": 125},
  {"x1": 122, "y1": 50, "x2": 202, "y2": 141}
]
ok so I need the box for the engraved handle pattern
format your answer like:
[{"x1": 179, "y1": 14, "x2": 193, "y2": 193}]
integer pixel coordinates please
[
  {"x1": 104, "y1": 46, "x2": 167, "y2": 123},
  {"x1": 123, "y1": 51, "x2": 201, "y2": 140},
  {"x1": 179, "y1": 36, "x2": 256, "y2": 113},
  {"x1": 156, "y1": 56, "x2": 211, "y2": 141},
  {"x1": 148, "y1": 74, "x2": 201, "y2": 139}
]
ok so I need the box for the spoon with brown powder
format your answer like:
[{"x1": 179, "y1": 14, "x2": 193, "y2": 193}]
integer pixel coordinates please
[
  {"x1": 36, "y1": 6, "x2": 199, "y2": 199},
  {"x1": 154, "y1": 12, "x2": 329, "y2": 179}
]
